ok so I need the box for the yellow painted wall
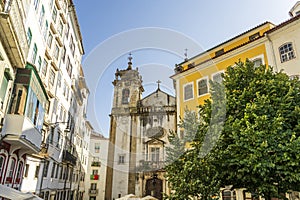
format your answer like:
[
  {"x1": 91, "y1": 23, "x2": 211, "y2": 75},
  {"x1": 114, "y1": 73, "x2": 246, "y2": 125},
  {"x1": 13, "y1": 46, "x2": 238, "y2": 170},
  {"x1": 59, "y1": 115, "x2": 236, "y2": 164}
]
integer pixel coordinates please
[{"x1": 178, "y1": 44, "x2": 268, "y2": 117}]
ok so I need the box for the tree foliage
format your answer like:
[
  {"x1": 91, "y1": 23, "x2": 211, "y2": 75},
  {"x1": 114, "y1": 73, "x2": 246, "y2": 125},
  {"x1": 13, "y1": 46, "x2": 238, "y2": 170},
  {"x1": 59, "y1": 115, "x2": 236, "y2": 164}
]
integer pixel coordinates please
[{"x1": 166, "y1": 60, "x2": 300, "y2": 200}]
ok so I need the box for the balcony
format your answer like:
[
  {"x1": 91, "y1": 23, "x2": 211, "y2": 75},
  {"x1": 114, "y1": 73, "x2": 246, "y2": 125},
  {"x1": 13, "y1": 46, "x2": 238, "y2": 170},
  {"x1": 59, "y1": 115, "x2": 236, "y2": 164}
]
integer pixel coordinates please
[
  {"x1": 89, "y1": 189, "x2": 98, "y2": 196},
  {"x1": 0, "y1": 0, "x2": 28, "y2": 68},
  {"x1": 138, "y1": 105, "x2": 176, "y2": 114},
  {"x1": 91, "y1": 161, "x2": 101, "y2": 167},
  {"x1": 62, "y1": 150, "x2": 77, "y2": 165},
  {"x1": 1, "y1": 114, "x2": 42, "y2": 154},
  {"x1": 138, "y1": 160, "x2": 166, "y2": 172},
  {"x1": 90, "y1": 174, "x2": 99, "y2": 180}
]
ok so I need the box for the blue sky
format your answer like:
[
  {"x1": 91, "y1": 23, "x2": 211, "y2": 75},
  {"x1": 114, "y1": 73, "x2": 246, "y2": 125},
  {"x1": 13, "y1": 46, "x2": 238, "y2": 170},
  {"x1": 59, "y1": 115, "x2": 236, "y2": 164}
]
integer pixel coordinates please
[{"x1": 73, "y1": 0, "x2": 298, "y2": 137}]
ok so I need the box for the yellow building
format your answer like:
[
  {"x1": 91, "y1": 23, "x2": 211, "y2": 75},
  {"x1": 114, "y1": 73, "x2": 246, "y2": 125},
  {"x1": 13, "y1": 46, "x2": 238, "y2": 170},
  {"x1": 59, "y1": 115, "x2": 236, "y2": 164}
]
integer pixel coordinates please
[
  {"x1": 171, "y1": 22, "x2": 274, "y2": 120},
  {"x1": 171, "y1": 2, "x2": 300, "y2": 200},
  {"x1": 172, "y1": 6, "x2": 300, "y2": 123}
]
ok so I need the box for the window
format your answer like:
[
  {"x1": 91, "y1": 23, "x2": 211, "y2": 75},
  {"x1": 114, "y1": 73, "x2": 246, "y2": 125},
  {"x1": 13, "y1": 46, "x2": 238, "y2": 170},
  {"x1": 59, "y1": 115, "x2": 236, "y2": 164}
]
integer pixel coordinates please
[
  {"x1": 59, "y1": 165, "x2": 63, "y2": 179},
  {"x1": 118, "y1": 155, "x2": 125, "y2": 164},
  {"x1": 35, "y1": 165, "x2": 40, "y2": 178},
  {"x1": 48, "y1": 69, "x2": 55, "y2": 86},
  {"x1": 57, "y1": 131, "x2": 61, "y2": 148},
  {"x1": 212, "y1": 71, "x2": 224, "y2": 83},
  {"x1": 70, "y1": 36, "x2": 75, "y2": 56},
  {"x1": 249, "y1": 32, "x2": 260, "y2": 41},
  {"x1": 49, "y1": 0, "x2": 54, "y2": 8},
  {"x1": 66, "y1": 57, "x2": 72, "y2": 77},
  {"x1": 27, "y1": 28, "x2": 32, "y2": 46},
  {"x1": 54, "y1": 44, "x2": 60, "y2": 60},
  {"x1": 24, "y1": 164, "x2": 29, "y2": 177},
  {"x1": 43, "y1": 20, "x2": 48, "y2": 40},
  {"x1": 183, "y1": 83, "x2": 193, "y2": 101},
  {"x1": 61, "y1": 47, "x2": 66, "y2": 63},
  {"x1": 57, "y1": 73, "x2": 61, "y2": 88},
  {"x1": 197, "y1": 77, "x2": 208, "y2": 96},
  {"x1": 65, "y1": 24, "x2": 70, "y2": 39},
  {"x1": 279, "y1": 43, "x2": 296, "y2": 63},
  {"x1": 253, "y1": 58, "x2": 263, "y2": 68},
  {"x1": 34, "y1": 0, "x2": 39, "y2": 10},
  {"x1": 47, "y1": 127, "x2": 54, "y2": 144},
  {"x1": 32, "y1": 43, "x2": 38, "y2": 64},
  {"x1": 215, "y1": 48, "x2": 224, "y2": 57},
  {"x1": 47, "y1": 32, "x2": 53, "y2": 48},
  {"x1": 92, "y1": 170, "x2": 98, "y2": 175},
  {"x1": 38, "y1": 56, "x2": 42, "y2": 71},
  {"x1": 222, "y1": 190, "x2": 236, "y2": 200},
  {"x1": 95, "y1": 143, "x2": 100, "y2": 153},
  {"x1": 15, "y1": 162, "x2": 23, "y2": 182},
  {"x1": 6, "y1": 158, "x2": 16, "y2": 182},
  {"x1": 39, "y1": 5, "x2": 45, "y2": 26},
  {"x1": 58, "y1": 21, "x2": 64, "y2": 36},
  {"x1": 151, "y1": 147, "x2": 160, "y2": 162},
  {"x1": 122, "y1": 88, "x2": 130, "y2": 104},
  {"x1": 0, "y1": 156, "x2": 5, "y2": 177},
  {"x1": 45, "y1": 191, "x2": 49, "y2": 200},
  {"x1": 0, "y1": 73, "x2": 9, "y2": 109},
  {"x1": 41, "y1": 59, "x2": 48, "y2": 77},
  {"x1": 52, "y1": 6, "x2": 57, "y2": 22},
  {"x1": 55, "y1": 164, "x2": 59, "y2": 178},
  {"x1": 91, "y1": 183, "x2": 97, "y2": 190},
  {"x1": 43, "y1": 161, "x2": 49, "y2": 177}
]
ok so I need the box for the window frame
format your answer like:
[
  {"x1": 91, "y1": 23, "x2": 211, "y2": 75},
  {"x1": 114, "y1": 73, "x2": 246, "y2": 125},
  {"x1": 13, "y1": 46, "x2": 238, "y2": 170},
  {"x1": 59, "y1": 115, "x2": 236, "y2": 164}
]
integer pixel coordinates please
[
  {"x1": 279, "y1": 42, "x2": 296, "y2": 63},
  {"x1": 27, "y1": 28, "x2": 32, "y2": 46},
  {"x1": 32, "y1": 43, "x2": 38, "y2": 64},
  {"x1": 122, "y1": 88, "x2": 130, "y2": 104},
  {"x1": 212, "y1": 70, "x2": 224, "y2": 83},
  {"x1": 0, "y1": 155, "x2": 5, "y2": 179},
  {"x1": 118, "y1": 155, "x2": 125, "y2": 164},
  {"x1": 197, "y1": 76, "x2": 209, "y2": 97},
  {"x1": 150, "y1": 147, "x2": 160, "y2": 162},
  {"x1": 183, "y1": 82, "x2": 194, "y2": 102}
]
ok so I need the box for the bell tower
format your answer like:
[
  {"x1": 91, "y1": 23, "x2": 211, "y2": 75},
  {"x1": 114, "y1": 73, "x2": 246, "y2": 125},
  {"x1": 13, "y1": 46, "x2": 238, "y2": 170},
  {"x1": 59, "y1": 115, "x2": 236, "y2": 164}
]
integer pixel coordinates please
[
  {"x1": 105, "y1": 54, "x2": 144, "y2": 200},
  {"x1": 111, "y1": 53, "x2": 144, "y2": 110}
]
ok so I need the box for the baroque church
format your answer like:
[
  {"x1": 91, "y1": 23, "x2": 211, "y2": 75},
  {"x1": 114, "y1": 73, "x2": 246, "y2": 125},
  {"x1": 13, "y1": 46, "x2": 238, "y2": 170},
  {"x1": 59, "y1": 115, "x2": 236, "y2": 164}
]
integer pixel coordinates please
[{"x1": 105, "y1": 55, "x2": 176, "y2": 200}]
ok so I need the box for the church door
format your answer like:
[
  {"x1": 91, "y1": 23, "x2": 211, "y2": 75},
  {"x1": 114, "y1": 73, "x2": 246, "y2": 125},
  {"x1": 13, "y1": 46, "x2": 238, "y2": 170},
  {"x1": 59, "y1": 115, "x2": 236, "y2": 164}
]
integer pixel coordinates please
[{"x1": 145, "y1": 178, "x2": 163, "y2": 200}]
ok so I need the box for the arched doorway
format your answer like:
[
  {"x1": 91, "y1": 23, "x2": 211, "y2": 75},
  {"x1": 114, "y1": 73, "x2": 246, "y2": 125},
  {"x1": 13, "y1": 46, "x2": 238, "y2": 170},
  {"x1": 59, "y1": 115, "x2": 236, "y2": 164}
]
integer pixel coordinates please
[{"x1": 145, "y1": 177, "x2": 163, "y2": 200}]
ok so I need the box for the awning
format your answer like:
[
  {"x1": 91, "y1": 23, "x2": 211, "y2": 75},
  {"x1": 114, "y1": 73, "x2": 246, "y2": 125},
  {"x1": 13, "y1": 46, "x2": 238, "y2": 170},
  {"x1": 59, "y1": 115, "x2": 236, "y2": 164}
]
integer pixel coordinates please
[{"x1": 0, "y1": 184, "x2": 43, "y2": 200}]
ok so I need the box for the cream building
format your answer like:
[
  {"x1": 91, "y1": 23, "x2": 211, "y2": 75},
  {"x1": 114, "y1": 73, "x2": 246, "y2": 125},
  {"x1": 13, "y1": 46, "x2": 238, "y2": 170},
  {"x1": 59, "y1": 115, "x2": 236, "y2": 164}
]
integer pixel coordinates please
[
  {"x1": 0, "y1": 0, "x2": 89, "y2": 199},
  {"x1": 84, "y1": 131, "x2": 109, "y2": 200},
  {"x1": 105, "y1": 57, "x2": 176, "y2": 200}
]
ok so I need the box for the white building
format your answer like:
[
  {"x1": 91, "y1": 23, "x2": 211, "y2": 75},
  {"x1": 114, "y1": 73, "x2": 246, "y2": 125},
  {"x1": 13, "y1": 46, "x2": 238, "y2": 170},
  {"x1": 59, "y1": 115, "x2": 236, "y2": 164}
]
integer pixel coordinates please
[
  {"x1": 84, "y1": 131, "x2": 109, "y2": 200},
  {"x1": 0, "y1": 0, "x2": 90, "y2": 200}
]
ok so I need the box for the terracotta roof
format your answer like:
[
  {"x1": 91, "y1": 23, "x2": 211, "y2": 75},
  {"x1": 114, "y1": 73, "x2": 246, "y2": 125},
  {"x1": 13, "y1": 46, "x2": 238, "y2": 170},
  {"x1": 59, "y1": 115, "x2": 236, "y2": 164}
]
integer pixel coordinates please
[
  {"x1": 171, "y1": 34, "x2": 266, "y2": 77},
  {"x1": 178, "y1": 21, "x2": 273, "y2": 66},
  {"x1": 266, "y1": 13, "x2": 300, "y2": 34}
]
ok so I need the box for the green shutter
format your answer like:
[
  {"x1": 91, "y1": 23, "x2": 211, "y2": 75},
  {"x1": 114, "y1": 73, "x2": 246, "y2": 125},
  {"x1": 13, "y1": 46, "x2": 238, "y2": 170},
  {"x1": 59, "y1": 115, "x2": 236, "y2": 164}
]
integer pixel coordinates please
[{"x1": 0, "y1": 74, "x2": 9, "y2": 103}]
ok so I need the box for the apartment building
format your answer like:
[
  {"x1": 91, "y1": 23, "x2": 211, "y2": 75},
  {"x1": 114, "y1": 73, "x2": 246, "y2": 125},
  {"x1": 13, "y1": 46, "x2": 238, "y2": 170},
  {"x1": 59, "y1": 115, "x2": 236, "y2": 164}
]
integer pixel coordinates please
[
  {"x1": 84, "y1": 131, "x2": 108, "y2": 200},
  {"x1": 0, "y1": 0, "x2": 43, "y2": 192},
  {"x1": 0, "y1": 0, "x2": 91, "y2": 200}
]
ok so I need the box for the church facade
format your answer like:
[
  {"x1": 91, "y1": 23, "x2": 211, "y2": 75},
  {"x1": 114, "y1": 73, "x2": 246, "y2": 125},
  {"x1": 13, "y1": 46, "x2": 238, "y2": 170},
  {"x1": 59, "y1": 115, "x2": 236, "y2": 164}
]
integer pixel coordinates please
[{"x1": 105, "y1": 57, "x2": 176, "y2": 200}]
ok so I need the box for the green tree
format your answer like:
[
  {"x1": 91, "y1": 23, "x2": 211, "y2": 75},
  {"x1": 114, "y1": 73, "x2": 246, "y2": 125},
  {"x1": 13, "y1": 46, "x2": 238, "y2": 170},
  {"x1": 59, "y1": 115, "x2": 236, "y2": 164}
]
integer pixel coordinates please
[
  {"x1": 166, "y1": 77, "x2": 225, "y2": 199},
  {"x1": 166, "y1": 60, "x2": 300, "y2": 199}
]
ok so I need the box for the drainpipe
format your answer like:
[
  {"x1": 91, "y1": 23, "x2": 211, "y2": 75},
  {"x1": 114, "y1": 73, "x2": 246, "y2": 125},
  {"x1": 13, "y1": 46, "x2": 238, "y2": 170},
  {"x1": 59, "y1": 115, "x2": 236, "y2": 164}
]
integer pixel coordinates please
[{"x1": 265, "y1": 33, "x2": 278, "y2": 72}]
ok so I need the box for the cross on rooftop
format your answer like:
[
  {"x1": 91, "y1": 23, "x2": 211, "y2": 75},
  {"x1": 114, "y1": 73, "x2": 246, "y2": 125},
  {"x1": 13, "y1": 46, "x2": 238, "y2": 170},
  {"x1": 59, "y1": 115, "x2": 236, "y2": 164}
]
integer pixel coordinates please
[{"x1": 156, "y1": 80, "x2": 161, "y2": 90}]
